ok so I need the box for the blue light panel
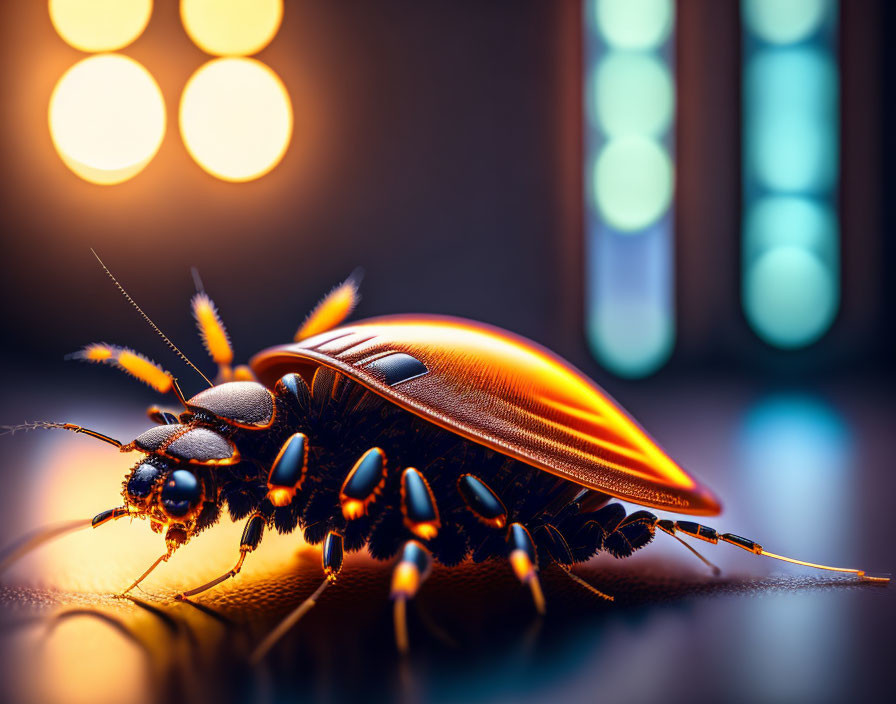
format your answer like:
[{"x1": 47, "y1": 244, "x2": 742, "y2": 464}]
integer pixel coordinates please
[
  {"x1": 584, "y1": 0, "x2": 676, "y2": 378},
  {"x1": 742, "y1": 0, "x2": 839, "y2": 349}
]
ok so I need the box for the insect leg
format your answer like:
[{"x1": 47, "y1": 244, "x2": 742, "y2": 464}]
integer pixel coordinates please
[
  {"x1": 391, "y1": 540, "x2": 432, "y2": 654},
  {"x1": 249, "y1": 531, "x2": 344, "y2": 663},
  {"x1": 174, "y1": 512, "x2": 266, "y2": 599},
  {"x1": 654, "y1": 520, "x2": 721, "y2": 575},
  {"x1": 507, "y1": 523, "x2": 546, "y2": 615},
  {"x1": 536, "y1": 522, "x2": 616, "y2": 601},
  {"x1": 656, "y1": 520, "x2": 889, "y2": 582}
]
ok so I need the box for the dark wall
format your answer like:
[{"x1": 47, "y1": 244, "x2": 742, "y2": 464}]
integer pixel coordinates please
[{"x1": 0, "y1": 0, "x2": 891, "y2": 394}]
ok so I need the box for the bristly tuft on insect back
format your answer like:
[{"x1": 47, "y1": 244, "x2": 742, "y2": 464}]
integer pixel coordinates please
[
  {"x1": 294, "y1": 270, "x2": 362, "y2": 341},
  {"x1": 71, "y1": 343, "x2": 173, "y2": 394},
  {"x1": 192, "y1": 292, "x2": 234, "y2": 368}
]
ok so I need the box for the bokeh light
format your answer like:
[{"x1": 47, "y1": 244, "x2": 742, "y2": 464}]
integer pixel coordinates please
[
  {"x1": 741, "y1": 3, "x2": 839, "y2": 350},
  {"x1": 745, "y1": 48, "x2": 838, "y2": 194},
  {"x1": 742, "y1": 0, "x2": 831, "y2": 45},
  {"x1": 593, "y1": 137, "x2": 673, "y2": 232},
  {"x1": 585, "y1": 0, "x2": 675, "y2": 378},
  {"x1": 744, "y1": 246, "x2": 838, "y2": 348},
  {"x1": 49, "y1": 0, "x2": 153, "y2": 52},
  {"x1": 179, "y1": 57, "x2": 293, "y2": 182},
  {"x1": 593, "y1": 0, "x2": 673, "y2": 50},
  {"x1": 180, "y1": 0, "x2": 283, "y2": 56},
  {"x1": 48, "y1": 54, "x2": 166, "y2": 185},
  {"x1": 591, "y1": 52, "x2": 674, "y2": 138},
  {"x1": 743, "y1": 196, "x2": 837, "y2": 264},
  {"x1": 588, "y1": 300, "x2": 673, "y2": 379}
]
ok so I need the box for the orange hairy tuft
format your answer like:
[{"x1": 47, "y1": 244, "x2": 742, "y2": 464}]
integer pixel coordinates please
[
  {"x1": 116, "y1": 350, "x2": 174, "y2": 393},
  {"x1": 74, "y1": 344, "x2": 173, "y2": 394},
  {"x1": 192, "y1": 293, "x2": 233, "y2": 366},
  {"x1": 82, "y1": 343, "x2": 115, "y2": 361},
  {"x1": 294, "y1": 274, "x2": 361, "y2": 342}
]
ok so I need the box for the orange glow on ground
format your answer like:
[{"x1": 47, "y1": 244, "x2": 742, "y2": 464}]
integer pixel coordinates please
[{"x1": 9, "y1": 435, "x2": 311, "y2": 595}]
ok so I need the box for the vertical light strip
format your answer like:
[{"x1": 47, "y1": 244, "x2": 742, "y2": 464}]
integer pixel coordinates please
[
  {"x1": 584, "y1": 0, "x2": 675, "y2": 378},
  {"x1": 742, "y1": 0, "x2": 839, "y2": 349}
]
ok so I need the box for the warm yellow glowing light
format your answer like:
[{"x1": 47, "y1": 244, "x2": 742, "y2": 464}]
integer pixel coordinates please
[
  {"x1": 181, "y1": 0, "x2": 283, "y2": 56},
  {"x1": 49, "y1": 54, "x2": 165, "y2": 185},
  {"x1": 179, "y1": 58, "x2": 293, "y2": 182},
  {"x1": 50, "y1": 0, "x2": 153, "y2": 52}
]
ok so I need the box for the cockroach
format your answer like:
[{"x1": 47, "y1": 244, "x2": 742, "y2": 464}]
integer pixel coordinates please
[{"x1": 0, "y1": 252, "x2": 887, "y2": 661}]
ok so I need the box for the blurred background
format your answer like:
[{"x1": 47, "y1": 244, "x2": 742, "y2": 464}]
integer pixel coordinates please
[{"x1": 0, "y1": 1, "x2": 894, "y2": 703}]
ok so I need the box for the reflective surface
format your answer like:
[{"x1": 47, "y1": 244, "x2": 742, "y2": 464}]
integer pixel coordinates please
[{"x1": 1, "y1": 377, "x2": 892, "y2": 704}]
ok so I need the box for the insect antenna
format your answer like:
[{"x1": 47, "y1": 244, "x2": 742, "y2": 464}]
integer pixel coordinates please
[
  {"x1": 91, "y1": 249, "x2": 213, "y2": 388},
  {"x1": 1, "y1": 421, "x2": 122, "y2": 448}
]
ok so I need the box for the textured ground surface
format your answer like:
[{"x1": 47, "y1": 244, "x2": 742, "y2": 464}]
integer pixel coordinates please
[{"x1": 0, "y1": 377, "x2": 893, "y2": 704}]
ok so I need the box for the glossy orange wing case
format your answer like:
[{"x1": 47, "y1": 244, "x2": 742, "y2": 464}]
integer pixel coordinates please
[{"x1": 250, "y1": 315, "x2": 721, "y2": 516}]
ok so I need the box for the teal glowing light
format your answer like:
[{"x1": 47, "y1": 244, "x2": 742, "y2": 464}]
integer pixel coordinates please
[
  {"x1": 590, "y1": 52, "x2": 673, "y2": 138},
  {"x1": 584, "y1": 0, "x2": 675, "y2": 378},
  {"x1": 743, "y1": 196, "x2": 837, "y2": 265},
  {"x1": 745, "y1": 48, "x2": 838, "y2": 194},
  {"x1": 742, "y1": 0, "x2": 831, "y2": 45},
  {"x1": 742, "y1": 1, "x2": 839, "y2": 350},
  {"x1": 593, "y1": 0, "x2": 672, "y2": 50},
  {"x1": 744, "y1": 246, "x2": 837, "y2": 348},
  {"x1": 592, "y1": 137, "x2": 672, "y2": 232},
  {"x1": 588, "y1": 300, "x2": 673, "y2": 379}
]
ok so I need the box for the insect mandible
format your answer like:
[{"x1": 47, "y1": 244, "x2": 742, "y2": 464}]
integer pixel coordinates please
[{"x1": 1, "y1": 252, "x2": 887, "y2": 661}]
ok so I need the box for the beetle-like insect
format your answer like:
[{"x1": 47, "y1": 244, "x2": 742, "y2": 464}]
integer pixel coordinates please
[{"x1": 1, "y1": 253, "x2": 887, "y2": 660}]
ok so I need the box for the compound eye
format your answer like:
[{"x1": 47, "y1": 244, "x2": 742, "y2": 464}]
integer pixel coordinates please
[
  {"x1": 160, "y1": 469, "x2": 202, "y2": 517},
  {"x1": 127, "y1": 462, "x2": 163, "y2": 499}
]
